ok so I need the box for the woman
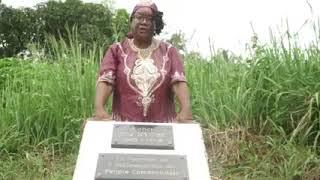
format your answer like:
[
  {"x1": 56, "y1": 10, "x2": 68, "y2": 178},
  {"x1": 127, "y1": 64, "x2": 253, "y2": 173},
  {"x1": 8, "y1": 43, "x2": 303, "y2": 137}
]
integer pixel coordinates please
[{"x1": 93, "y1": 1, "x2": 192, "y2": 123}]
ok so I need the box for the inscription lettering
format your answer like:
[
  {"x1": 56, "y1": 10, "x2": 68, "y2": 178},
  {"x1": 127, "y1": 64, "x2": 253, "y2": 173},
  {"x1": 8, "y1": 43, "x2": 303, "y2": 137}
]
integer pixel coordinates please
[
  {"x1": 111, "y1": 124, "x2": 174, "y2": 149},
  {"x1": 95, "y1": 154, "x2": 189, "y2": 180}
]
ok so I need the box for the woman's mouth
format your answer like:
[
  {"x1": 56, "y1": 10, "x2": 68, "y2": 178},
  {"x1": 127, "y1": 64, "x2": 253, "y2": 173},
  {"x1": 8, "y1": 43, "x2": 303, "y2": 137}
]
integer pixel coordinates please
[{"x1": 138, "y1": 26, "x2": 149, "y2": 34}]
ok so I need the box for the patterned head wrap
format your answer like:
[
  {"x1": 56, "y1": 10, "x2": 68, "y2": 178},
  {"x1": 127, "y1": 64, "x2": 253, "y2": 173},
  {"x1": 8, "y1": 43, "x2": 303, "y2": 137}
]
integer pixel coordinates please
[{"x1": 131, "y1": 0, "x2": 158, "y2": 15}]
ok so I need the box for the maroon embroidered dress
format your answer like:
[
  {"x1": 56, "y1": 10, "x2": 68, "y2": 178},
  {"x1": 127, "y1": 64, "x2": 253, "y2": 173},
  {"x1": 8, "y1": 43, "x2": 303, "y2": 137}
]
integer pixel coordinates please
[{"x1": 98, "y1": 38, "x2": 186, "y2": 122}]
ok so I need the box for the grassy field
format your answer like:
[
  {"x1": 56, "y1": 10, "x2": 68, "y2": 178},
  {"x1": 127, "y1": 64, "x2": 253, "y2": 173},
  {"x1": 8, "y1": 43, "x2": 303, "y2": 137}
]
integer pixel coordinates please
[{"x1": 0, "y1": 34, "x2": 320, "y2": 179}]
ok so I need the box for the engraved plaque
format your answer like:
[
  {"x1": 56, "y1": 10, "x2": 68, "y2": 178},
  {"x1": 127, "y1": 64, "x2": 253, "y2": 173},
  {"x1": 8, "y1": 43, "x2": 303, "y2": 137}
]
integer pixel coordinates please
[
  {"x1": 95, "y1": 153, "x2": 189, "y2": 180},
  {"x1": 111, "y1": 124, "x2": 174, "y2": 149}
]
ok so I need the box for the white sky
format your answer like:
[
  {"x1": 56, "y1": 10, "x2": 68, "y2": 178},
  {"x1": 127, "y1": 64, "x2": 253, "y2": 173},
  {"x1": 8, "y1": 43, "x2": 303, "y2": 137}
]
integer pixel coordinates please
[{"x1": 2, "y1": 0, "x2": 320, "y2": 57}]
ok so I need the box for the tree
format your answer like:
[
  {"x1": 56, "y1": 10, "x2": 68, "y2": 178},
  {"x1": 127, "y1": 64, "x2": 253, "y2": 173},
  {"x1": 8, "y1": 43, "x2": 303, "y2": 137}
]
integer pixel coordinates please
[
  {"x1": 0, "y1": 5, "x2": 40, "y2": 57},
  {"x1": 36, "y1": 0, "x2": 114, "y2": 46},
  {"x1": 111, "y1": 9, "x2": 129, "y2": 42},
  {"x1": 0, "y1": 0, "x2": 129, "y2": 57},
  {"x1": 168, "y1": 31, "x2": 187, "y2": 53}
]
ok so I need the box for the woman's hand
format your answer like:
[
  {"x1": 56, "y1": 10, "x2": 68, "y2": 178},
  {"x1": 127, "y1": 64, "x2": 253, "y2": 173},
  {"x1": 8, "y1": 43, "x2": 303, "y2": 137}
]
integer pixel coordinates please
[
  {"x1": 175, "y1": 109, "x2": 193, "y2": 123},
  {"x1": 81, "y1": 109, "x2": 112, "y2": 130},
  {"x1": 93, "y1": 108, "x2": 112, "y2": 121}
]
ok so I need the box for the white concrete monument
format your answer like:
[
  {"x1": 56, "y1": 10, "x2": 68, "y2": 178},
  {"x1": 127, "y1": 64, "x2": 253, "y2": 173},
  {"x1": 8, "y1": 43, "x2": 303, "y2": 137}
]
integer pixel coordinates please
[{"x1": 73, "y1": 121, "x2": 210, "y2": 180}]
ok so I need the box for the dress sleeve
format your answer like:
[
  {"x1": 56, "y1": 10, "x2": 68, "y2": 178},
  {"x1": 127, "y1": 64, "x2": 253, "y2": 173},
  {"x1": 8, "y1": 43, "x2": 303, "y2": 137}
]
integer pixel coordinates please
[
  {"x1": 97, "y1": 45, "x2": 118, "y2": 85},
  {"x1": 169, "y1": 46, "x2": 187, "y2": 84}
]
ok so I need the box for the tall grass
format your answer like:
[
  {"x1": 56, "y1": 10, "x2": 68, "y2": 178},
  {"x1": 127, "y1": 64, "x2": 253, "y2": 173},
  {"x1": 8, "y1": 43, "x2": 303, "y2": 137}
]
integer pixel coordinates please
[
  {"x1": 0, "y1": 29, "x2": 102, "y2": 153},
  {"x1": 0, "y1": 27, "x2": 320, "y2": 178},
  {"x1": 187, "y1": 43, "x2": 320, "y2": 150}
]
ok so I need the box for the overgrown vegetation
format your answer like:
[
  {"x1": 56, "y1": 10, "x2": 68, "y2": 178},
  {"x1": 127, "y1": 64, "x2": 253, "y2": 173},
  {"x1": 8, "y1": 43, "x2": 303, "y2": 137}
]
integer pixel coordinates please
[
  {"x1": 0, "y1": 29, "x2": 319, "y2": 179},
  {"x1": 0, "y1": 0, "x2": 129, "y2": 58},
  {"x1": 1, "y1": 0, "x2": 320, "y2": 179}
]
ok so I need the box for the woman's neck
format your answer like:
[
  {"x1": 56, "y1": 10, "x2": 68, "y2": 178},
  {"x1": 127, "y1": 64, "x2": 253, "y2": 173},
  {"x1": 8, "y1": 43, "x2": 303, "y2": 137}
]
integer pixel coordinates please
[{"x1": 133, "y1": 37, "x2": 153, "y2": 49}]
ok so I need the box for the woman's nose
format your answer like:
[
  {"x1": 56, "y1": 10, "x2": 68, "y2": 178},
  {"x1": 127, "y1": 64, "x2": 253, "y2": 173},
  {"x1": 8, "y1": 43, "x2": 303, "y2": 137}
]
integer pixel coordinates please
[{"x1": 141, "y1": 18, "x2": 148, "y2": 24}]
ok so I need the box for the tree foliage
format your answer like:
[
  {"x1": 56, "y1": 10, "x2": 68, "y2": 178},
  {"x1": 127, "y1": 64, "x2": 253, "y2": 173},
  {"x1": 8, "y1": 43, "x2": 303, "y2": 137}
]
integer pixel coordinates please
[
  {"x1": 168, "y1": 31, "x2": 187, "y2": 53},
  {"x1": 0, "y1": 5, "x2": 41, "y2": 57},
  {"x1": 111, "y1": 9, "x2": 130, "y2": 42},
  {"x1": 0, "y1": 0, "x2": 129, "y2": 57}
]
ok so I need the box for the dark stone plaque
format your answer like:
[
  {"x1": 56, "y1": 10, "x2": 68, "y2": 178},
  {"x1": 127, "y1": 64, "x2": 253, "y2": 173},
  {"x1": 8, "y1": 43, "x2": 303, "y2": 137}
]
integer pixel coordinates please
[
  {"x1": 95, "y1": 153, "x2": 189, "y2": 180},
  {"x1": 111, "y1": 124, "x2": 174, "y2": 150}
]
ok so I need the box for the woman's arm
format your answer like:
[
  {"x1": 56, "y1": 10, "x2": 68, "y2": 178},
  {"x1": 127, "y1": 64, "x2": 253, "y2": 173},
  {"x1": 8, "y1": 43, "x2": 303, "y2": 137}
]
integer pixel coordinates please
[
  {"x1": 93, "y1": 44, "x2": 118, "y2": 120},
  {"x1": 172, "y1": 81, "x2": 193, "y2": 122},
  {"x1": 94, "y1": 82, "x2": 113, "y2": 120}
]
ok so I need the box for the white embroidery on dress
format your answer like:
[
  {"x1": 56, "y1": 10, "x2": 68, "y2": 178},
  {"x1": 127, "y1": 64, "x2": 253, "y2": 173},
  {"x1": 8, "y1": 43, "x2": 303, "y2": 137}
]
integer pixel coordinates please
[
  {"x1": 131, "y1": 58, "x2": 160, "y2": 116},
  {"x1": 147, "y1": 43, "x2": 171, "y2": 95},
  {"x1": 117, "y1": 40, "x2": 173, "y2": 117},
  {"x1": 124, "y1": 39, "x2": 169, "y2": 116},
  {"x1": 171, "y1": 71, "x2": 186, "y2": 82},
  {"x1": 98, "y1": 71, "x2": 115, "y2": 84}
]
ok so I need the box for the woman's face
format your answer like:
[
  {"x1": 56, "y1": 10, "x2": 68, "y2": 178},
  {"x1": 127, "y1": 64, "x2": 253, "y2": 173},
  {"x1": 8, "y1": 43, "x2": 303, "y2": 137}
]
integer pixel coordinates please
[{"x1": 131, "y1": 7, "x2": 155, "y2": 40}]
